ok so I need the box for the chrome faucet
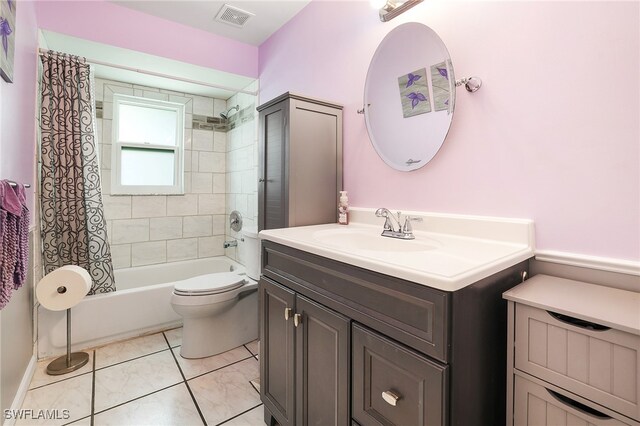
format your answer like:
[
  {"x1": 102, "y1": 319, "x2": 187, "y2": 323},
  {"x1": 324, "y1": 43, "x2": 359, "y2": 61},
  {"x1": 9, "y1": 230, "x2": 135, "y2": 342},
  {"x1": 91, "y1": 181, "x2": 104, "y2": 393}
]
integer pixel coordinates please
[{"x1": 375, "y1": 208, "x2": 423, "y2": 240}]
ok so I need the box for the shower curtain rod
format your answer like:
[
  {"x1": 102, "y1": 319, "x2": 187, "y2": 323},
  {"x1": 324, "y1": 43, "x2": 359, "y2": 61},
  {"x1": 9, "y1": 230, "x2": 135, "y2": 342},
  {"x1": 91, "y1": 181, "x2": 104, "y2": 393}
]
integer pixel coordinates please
[{"x1": 37, "y1": 48, "x2": 258, "y2": 96}]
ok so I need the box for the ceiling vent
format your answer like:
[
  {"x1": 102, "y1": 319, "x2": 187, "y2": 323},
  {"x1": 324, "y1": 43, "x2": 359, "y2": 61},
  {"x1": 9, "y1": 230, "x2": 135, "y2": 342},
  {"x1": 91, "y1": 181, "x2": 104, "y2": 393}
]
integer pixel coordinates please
[{"x1": 215, "y1": 4, "x2": 255, "y2": 28}]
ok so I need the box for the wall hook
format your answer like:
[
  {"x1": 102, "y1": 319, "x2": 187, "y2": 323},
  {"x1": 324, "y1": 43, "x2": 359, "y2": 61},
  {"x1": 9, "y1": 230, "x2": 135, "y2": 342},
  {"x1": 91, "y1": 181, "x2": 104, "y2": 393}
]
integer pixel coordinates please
[{"x1": 455, "y1": 77, "x2": 482, "y2": 93}]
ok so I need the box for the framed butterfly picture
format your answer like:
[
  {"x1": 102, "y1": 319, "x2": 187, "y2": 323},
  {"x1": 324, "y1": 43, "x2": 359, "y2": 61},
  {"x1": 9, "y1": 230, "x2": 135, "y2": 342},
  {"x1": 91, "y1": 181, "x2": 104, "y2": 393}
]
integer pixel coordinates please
[
  {"x1": 397, "y1": 68, "x2": 431, "y2": 118},
  {"x1": 0, "y1": 0, "x2": 16, "y2": 83}
]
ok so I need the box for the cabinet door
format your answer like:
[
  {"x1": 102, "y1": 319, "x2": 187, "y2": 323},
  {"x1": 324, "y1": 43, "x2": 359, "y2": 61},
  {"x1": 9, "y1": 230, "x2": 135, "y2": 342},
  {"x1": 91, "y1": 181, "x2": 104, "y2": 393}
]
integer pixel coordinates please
[
  {"x1": 258, "y1": 100, "x2": 289, "y2": 231},
  {"x1": 295, "y1": 295, "x2": 350, "y2": 426},
  {"x1": 352, "y1": 324, "x2": 447, "y2": 426},
  {"x1": 260, "y1": 278, "x2": 296, "y2": 426}
]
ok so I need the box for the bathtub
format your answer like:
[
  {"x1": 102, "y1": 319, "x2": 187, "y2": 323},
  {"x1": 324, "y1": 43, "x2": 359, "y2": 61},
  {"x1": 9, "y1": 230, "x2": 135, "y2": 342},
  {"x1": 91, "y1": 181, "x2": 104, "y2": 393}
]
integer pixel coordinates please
[{"x1": 37, "y1": 257, "x2": 247, "y2": 359}]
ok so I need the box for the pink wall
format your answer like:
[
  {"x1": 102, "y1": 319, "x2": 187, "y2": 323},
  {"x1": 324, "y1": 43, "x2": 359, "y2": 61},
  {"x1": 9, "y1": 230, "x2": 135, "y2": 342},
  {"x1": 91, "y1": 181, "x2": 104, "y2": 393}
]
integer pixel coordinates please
[
  {"x1": 259, "y1": 1, "x2": 640, "y2": 261},
  {"x1": 35, "y1": 1, "x2": 258, "y2": 78},
  {"x1": 0, "y1": 0, "x2": 39, "y2": 218}
]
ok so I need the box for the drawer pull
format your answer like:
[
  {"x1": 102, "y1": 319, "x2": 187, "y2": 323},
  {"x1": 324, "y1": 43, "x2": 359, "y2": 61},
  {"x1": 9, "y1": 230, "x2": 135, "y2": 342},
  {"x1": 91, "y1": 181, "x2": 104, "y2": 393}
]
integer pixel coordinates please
[
  {"x1": 293, "y1": 313, "x2": 302, "y2": 327},
  {"x1": 547, "y1": 311, "x2": 610, "y2": 331},
  {"x1": 381, "y1": 390, "x2": 401, "y2": 407},
  {"x1": 546, "y1": 389, "x2": 611, "y2": 419},
  {"x1": 284, "y1": 307, "x2": 293, "y2": 321}
]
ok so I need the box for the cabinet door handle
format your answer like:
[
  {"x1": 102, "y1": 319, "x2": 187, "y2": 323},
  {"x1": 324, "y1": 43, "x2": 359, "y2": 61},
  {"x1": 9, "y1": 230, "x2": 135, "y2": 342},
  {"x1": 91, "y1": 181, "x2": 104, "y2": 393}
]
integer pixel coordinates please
[
  {"x1": 547, "y1": 311, "x2": 611, "y2": 331},
  {"x1": 382, "y1": 390, "x2": 401, "y2": 407},
  {"x1": 284, "y1": 308, "x2": 293, "y2": 321},
  {"x1": 293, "y1": 313, "x2": 302, "y2": 327},
  {"x1": 546, "y1": 389, "x2": 611, "y2": 419}
]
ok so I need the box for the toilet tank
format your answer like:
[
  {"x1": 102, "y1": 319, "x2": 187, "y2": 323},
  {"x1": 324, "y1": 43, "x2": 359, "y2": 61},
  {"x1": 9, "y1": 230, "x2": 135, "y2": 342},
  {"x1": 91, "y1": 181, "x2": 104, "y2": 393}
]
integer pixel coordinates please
[{"x1": 238, "y1": 227, "x2": 260, "y2": 280}]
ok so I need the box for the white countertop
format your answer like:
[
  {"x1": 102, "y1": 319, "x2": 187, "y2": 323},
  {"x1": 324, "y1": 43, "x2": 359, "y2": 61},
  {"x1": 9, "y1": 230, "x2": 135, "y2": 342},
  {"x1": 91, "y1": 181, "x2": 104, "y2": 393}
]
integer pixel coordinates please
[{"x1": 259, "y1": 208, "x2": 535, "y2": 292}]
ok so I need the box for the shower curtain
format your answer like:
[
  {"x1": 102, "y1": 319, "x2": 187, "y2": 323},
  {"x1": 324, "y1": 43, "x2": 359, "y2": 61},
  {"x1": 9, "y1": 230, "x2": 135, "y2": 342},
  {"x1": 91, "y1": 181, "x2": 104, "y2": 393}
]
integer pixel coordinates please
[{"x1": 39, "y1": 51, "x2": 116, "y2": 294}]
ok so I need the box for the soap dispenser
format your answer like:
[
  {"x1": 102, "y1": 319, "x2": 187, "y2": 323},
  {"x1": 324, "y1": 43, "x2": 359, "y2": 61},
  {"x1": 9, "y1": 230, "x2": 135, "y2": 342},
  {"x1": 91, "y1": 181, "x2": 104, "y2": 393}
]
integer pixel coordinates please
[{"x1": 338, "y1": 191, "x2": 349, "y2": 225}]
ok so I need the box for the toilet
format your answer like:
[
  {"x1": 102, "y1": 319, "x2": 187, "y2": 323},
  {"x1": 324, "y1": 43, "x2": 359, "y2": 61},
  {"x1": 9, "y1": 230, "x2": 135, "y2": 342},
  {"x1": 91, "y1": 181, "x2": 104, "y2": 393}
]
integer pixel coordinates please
[{"x1": 170, "y1": 228, "x2": 260, "y2": 359}]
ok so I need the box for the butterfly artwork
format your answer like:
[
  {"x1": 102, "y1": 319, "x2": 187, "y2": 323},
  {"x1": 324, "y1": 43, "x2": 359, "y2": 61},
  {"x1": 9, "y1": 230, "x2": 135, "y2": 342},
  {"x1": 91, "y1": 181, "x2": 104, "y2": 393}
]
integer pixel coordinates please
[
  {"x1": 398, "y1": 68, "x2": 431, "y2": 118},
  {"x1": 406, "y1": 92, "x2": 428, "y2": 109},
  {"x1": 431, "y1": 61, "x2": 452, "y2": 112},
  {"x1": 405, "y1": 72, "x2": 422, "y2": 88},
  {"x1": 0, "y1": 0, "x2": 16, "y2": 83},
  {"x1": 0, "y1": 17, "x2": 11, "y2": 58}
]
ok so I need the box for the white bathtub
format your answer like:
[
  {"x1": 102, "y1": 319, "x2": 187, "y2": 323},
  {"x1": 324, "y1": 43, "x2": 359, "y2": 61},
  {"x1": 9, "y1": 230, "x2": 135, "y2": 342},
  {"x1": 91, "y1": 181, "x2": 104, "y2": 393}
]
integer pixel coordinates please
[{"x1": 37, "y1": 257, "x2": 245, "y2": 359}]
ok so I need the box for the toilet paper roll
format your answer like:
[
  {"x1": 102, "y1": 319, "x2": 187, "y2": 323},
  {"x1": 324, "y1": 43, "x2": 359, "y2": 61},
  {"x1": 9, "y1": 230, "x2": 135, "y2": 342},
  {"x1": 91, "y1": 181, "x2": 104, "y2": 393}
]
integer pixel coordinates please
[{"x1": 36, "y1": 265, "x2": 92, "y2": 311}]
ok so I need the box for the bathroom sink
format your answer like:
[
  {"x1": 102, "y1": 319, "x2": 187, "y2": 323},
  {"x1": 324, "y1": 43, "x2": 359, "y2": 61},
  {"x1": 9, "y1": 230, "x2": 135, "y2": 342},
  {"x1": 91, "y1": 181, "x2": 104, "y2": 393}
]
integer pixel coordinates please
[
  {"x1": 311, "y1": 227, "x2": 440, "y2": 252},
  {"x1": 259, "y1": 209, "x2": 535, "y2": 291}
]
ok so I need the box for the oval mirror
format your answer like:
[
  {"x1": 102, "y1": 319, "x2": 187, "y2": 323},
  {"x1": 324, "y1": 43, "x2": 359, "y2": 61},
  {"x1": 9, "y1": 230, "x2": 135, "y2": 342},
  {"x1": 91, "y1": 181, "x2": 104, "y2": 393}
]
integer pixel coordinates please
[{"x1": 364, "y1": 22, "x2": 455, "y2": 171}]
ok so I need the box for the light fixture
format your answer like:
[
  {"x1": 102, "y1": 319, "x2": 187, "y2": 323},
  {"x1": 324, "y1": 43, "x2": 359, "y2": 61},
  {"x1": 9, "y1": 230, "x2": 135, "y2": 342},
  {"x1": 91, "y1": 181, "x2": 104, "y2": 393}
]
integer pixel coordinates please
[{"x1": 374, "y1": 0, "x2": 424, "y2": 22}]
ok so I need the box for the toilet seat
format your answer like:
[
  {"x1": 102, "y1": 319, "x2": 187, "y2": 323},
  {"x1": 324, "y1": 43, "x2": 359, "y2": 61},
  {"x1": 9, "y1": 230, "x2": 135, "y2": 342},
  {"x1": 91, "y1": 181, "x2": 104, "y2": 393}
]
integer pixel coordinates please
[{"x1": 173, "y1": 272, "x2": 245, "y2": 296}]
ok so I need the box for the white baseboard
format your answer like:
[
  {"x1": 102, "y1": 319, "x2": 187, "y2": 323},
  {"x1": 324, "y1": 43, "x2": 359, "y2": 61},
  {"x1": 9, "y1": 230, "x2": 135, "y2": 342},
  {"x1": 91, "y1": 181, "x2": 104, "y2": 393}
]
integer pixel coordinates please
[
  {"x1": 3, "y1": 355, "x2": 37, "y2": 426},
  {"x1": 535, "y1": 250, "x2": 640, "y2": 276}
]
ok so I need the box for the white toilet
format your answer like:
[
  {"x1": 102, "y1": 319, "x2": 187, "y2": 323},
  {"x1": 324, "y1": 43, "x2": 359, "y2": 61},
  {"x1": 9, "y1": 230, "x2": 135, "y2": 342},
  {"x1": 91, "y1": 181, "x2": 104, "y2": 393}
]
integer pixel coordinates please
[{"x1": 170, "y1": 228, "x2": 260, "y2": 359}]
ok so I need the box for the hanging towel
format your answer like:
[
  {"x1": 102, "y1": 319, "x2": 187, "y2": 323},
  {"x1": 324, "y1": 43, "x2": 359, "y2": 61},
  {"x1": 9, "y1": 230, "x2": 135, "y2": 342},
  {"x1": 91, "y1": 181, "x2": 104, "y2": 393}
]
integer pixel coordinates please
[{"x1": 0, "y1": 180, "x2": 30, "y2": 309}]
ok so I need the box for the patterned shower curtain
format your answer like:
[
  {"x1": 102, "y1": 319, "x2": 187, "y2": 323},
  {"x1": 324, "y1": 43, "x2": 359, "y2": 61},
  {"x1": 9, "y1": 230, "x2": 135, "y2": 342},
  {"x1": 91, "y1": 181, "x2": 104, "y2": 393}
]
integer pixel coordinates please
[{"x1": 39, "y1": 51, "x2": 116, "y2": 294}]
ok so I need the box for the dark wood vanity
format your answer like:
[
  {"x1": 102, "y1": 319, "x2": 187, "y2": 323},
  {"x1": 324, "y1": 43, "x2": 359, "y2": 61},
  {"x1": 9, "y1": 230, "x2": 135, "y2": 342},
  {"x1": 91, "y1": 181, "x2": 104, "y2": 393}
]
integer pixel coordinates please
[{"x1": 259, "y1": 240, "x2": 529, "y2": 426}]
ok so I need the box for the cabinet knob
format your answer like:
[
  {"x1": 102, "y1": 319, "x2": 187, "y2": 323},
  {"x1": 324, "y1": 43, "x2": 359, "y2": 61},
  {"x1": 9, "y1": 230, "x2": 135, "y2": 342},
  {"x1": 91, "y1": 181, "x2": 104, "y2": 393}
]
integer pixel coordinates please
[
  {"x1": 284, "y1": 307, "x2": 293, "y2": 321},
  {"x1": 382, "y1": 390, "x2": 401, "y2": 407},
  {"x1": 293, "y1": 313, "x2": 302, "y2": 327}
]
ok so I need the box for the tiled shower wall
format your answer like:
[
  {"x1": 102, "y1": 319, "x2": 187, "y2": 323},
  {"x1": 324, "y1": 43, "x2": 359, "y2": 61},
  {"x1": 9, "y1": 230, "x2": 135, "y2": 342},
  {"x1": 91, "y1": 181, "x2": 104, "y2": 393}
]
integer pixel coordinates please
[
  {"x1": 224, "y1": 82, "x2": 259, "y2": 261},
  {"x1": 95, "y1": 78, "x2": 228, "y2": 269}
]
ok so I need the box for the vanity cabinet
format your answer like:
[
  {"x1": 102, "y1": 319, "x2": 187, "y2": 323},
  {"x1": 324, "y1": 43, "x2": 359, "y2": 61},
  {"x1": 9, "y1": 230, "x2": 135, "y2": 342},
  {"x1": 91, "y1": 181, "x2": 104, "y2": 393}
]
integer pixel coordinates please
[
  {"x1": 257, "y1": 93, "x2": 343, "y2": 231},
  {"x1": 504, "y1": 275, "x2": 640, "y2": 426},
  {"x1": 260, "y1": 277, "x2": 350, "y2": 426},
  {"x1": 260, "y1": 240, "x2": 529, "y2": 426}
]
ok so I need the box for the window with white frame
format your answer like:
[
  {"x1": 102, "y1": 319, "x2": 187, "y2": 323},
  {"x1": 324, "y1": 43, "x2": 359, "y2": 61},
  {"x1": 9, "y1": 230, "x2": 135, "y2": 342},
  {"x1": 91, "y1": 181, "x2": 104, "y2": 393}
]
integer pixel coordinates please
[{"x1": 111, "y1": 95, "x2": 185, "y2": 195}]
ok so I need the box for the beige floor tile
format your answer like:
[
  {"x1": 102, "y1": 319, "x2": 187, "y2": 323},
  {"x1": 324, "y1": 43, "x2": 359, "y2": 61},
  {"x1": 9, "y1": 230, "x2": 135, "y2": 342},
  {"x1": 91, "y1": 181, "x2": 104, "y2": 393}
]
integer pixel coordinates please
[
  {"x1": 163, "y1": 327, "x2": 182, "y2": 347},
  {"x1": 222, "y1": 405, "x2": 263, "y2": 426},
  {"x1": 28, "y1": 352, "x2": 94, "y2": 390},
  {"x1": 94, "y1": 350, "x2": 183, "y2": 413},
  {"x1": 18, "y1": 374, "x2": 92, "y2": 425},
  {"x1": 92, "y1": 384, "x2": 203, "y2": 426},
  {"x1": 245, "y1": 340, "x2": 259, "y2": 357},
  {"x1": 189, "y1": 358, "x2": 261, "y2": 425},
  {"x1": 172, "y1": 345, "x2": 251, "y2": 380},
  {"x1": 250, "y1": 377, "x2": 260, "y2": 394},
  {"x1": 95, "y1": 333, "x2": 169, "y2": 369}
]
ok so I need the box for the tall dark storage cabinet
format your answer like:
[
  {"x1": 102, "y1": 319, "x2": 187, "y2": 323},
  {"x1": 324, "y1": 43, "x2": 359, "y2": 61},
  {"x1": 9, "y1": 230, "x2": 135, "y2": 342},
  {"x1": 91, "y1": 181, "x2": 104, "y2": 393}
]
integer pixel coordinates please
[{"x1": 257, "y1": 93, "x2": 343, "y2": 231}]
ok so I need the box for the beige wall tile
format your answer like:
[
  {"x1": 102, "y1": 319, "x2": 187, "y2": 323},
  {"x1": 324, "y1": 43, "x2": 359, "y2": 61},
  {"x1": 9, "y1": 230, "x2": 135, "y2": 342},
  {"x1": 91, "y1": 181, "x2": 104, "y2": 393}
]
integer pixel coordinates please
[
  {"x1": 213, "y1": 174, "x2": 225, "y2": 194},
  {"x1": 169, "y1": 95, "x2": 193, "y2": 114},
  {"x1": 192, "y1": 96, "x2": 213, "y2": 116},
  {"x1": 111, "y1": 244, "x2": 132, "y2": 269},
  {"x1": 198, "y1": 236, "x2": 225, "y2": 258},
  {"x1": 198, "y1": 194, "x2": 225, "y2": 215},
  {"x1": 131, "y1": 241, "x2": 167, "y2": 267},
  {"x1": 183, "y1": 216, "x2": 213, "y2": 238},
  {"x1": 166, "y1": 194, "x2": 198, "y2": 216},
  {"x1": 212, "y1": 215, "x2": 226, "y2": 236},
  {"x1": 150, "y1": 217, "x2": 183, "y2": 241},
  {"x1": 132, "y1": 196, "x2": 167, "y2": 218},
  {"x1": 214, "y1": 131, "x2": 226, "y2": 153},
  {"x1": 112, "y1": 219, "x2": 149, "y2": 244},
  {"x1": 103, "y1": 195, "x2": 131, "y2": 220},
  {"x1": 192, "y1": 130, "x2": 213, "y2": 151},
  {"x1": 213, "y1": 99, "x2": 226, "y2": 117},
  {"x1": 198, "y1": 152, "x2": 225, "y2": 174},
  {"x1": 167, "y1": 238, "x2": 198, "y2": 263},
  {"x1": 191, "y1": 173, "x2": 213, "y2": 193}
]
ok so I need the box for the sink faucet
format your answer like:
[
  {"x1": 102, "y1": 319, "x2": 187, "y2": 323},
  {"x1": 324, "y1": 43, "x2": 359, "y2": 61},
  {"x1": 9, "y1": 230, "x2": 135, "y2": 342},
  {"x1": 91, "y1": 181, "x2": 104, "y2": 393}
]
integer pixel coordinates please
[{"x1": 375, "y1": 208, "x2": 423, "y2": 240}]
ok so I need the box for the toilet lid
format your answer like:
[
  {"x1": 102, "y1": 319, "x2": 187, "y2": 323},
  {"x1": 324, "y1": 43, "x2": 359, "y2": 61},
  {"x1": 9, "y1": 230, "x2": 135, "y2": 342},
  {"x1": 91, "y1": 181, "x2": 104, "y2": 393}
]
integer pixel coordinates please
[{"x1": 174, "y1": 272, "x2": 245, "y2": 295}]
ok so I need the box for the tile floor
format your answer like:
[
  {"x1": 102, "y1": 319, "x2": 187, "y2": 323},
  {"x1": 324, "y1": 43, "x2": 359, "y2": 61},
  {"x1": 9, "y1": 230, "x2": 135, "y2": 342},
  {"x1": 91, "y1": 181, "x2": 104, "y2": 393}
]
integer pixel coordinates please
[{"x1": 18, "y1": 328, "x2": 262, "y2": 426}]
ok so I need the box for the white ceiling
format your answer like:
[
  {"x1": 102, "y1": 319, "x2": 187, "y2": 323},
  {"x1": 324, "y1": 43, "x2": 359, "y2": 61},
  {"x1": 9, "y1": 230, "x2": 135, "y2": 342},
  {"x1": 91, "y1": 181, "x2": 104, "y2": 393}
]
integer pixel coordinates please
[{"x1": 111, "y1": 1, "x2": 312, "y2": 46}]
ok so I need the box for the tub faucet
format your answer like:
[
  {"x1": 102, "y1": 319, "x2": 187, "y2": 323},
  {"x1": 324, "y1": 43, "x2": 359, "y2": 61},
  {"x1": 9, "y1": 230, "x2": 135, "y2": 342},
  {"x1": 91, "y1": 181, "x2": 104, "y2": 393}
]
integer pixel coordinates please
[
  {"x1": 375, "y1": 208, "x2": 422, "y2": 240},
  {"x1": 223, "y1": 240, "x2": 238, "y2": 248}
]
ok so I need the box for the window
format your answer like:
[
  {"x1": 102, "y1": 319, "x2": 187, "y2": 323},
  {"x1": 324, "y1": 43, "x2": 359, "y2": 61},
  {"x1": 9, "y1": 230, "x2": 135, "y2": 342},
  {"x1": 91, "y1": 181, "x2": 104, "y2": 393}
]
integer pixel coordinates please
[{"x1": 112, "y1": 95, "x2": 185, "y2": 195}]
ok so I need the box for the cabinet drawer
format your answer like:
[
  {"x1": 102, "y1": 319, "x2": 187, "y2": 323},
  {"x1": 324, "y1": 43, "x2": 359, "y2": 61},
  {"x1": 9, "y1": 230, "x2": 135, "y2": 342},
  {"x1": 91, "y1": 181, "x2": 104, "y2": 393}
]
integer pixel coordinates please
[
  {"x1": 515, "y1": 304, "x2": 640, "y2": 421},
  {"x1": 514, "y1": 374, "x2": 634, "y2": 426},
  {"x1": 352, "y1": 324, "x2": 447, "y2": 426},
  {"x1": 263, "y1": 241, "x2": 448, "y2": 362}
]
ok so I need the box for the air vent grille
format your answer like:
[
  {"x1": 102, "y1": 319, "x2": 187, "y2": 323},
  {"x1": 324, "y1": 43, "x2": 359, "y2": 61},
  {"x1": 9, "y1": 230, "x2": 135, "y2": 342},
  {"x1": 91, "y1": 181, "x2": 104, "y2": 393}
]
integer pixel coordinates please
[{"x1": 215, "y1": 4, "x2": 254, "y2": 28}]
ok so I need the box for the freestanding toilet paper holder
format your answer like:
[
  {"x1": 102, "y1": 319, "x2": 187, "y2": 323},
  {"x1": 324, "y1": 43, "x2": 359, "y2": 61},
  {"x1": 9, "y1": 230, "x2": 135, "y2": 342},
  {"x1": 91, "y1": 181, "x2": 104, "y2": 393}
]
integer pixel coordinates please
[{"x1": 45, "y1": 286, "x2": 89, "y2": 375}]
